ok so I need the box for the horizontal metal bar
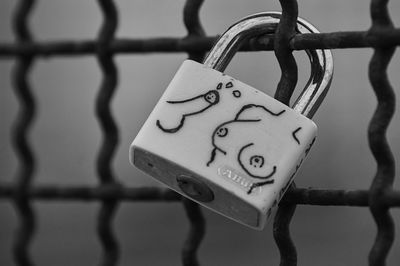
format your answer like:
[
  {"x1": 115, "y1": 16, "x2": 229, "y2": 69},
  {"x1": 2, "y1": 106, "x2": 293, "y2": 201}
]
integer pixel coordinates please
[
  {"x1": 0, "y1": 183, "x2": 399, "y2": 207},
  {"x1": 283, "y1": 188, "x2": 400, "y2": 207},
  {"x1": 0, "y1": 28, "x2": 399, "y2": 58},
  {"x1": 288, "y1": 29, "x2": 400, "y2": 50},
  {"x1": 0, "y1": 184, "x2": 181, "y2": 201},
  {"x1": 0, "y1": 37, "x2": 216, "y2": 57}
]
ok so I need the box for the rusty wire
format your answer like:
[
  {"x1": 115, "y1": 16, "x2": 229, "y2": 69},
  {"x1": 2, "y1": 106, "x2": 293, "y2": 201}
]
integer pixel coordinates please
[
  {"x1": 11, "y1": 1, "x2": 36, "y2": 266},
  {"x1": 0, "y1": 0, "x2": 399, "y2": 265},
  {"x1": 367, "y1": 0, "x2": 397, "y2": 265},
  {"x1": 96, "y1": 0, "x2": 120, "y2": 265},
  {"x1": 181, "y1": 1, "x2": 207, "y2": 265},
  {"x1": 1, "y1": 30, "x2": 400, "y2": 57},
  {"x1": 271, "y1": 0, "x2": 299, "y2": 265},
  {"x1": 1, "y1": 185, "x2": 400, "y2": 206}
]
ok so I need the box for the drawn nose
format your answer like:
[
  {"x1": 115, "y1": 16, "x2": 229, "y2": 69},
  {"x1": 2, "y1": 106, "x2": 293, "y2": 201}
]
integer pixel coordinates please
[{"x1": 204, "y1": 90, "x2": 220, "y2": 104}]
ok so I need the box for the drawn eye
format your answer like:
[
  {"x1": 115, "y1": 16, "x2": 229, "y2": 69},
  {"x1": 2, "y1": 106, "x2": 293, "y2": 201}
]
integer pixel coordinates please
[
  {"x1": 249, "y1": 155, "x2": 264, "y2": 168},
  {"x1": 216, "y1": 127, "x2": 228, "y2": 137}
]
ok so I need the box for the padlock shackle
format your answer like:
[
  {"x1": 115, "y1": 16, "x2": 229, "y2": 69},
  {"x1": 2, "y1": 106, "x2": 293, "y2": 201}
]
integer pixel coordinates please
[{"x1": 203, "y1": 12, "x2": 333, "y2": 118}]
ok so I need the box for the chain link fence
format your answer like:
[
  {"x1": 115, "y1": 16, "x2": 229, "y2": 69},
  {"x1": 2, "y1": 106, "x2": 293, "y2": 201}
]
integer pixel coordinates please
[{"x1": 0, "y1": 0, "x2": 399, "y2": 265}]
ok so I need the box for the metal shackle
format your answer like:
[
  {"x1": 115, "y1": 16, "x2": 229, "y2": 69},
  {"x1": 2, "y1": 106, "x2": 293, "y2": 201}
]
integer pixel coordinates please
[{"x1": 203, "y1": 12, "x2": 334, "y2": 118}]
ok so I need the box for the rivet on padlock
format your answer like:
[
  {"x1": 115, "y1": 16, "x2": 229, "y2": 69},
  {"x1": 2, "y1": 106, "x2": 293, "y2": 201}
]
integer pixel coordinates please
[{"x1": 130, "y1": 12, "x2": 333, "y2": 230}]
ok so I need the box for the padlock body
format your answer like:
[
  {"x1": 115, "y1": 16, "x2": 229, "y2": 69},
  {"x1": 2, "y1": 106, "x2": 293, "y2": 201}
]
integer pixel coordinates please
[{"x1": 130, "y1": 60, "x2": 317, "y2": 229}]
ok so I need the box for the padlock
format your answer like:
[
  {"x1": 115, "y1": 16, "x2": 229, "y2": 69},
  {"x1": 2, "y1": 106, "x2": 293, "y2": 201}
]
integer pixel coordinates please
[{"x1": 130, "y1": 12, "x2": 333, "y2": 230}]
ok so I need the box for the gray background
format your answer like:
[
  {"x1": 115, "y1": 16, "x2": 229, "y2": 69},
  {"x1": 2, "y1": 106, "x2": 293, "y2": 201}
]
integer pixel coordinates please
[{"x1": 1, "y1": 0, "x2": 400, "y2": 265}]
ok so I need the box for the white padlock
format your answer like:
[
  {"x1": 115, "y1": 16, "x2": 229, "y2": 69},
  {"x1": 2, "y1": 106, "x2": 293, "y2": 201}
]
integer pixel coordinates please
[{"x1": 130, "y1": 12, "x2": 333, "y2": 229}]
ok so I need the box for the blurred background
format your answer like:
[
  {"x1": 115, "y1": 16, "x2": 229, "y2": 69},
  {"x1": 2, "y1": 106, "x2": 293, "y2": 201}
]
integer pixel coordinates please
[{"x1": 1, "y1": 0, "x2": 400, "y2": 265}]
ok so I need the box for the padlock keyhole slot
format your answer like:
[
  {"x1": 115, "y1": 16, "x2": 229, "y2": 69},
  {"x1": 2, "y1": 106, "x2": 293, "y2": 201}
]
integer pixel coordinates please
[
  {"x1": 176, "y1": 175, "x2": 214, "y2": 202},
  {"x1": 179, "y1": 180, "x2": 201, "y2": 196}
]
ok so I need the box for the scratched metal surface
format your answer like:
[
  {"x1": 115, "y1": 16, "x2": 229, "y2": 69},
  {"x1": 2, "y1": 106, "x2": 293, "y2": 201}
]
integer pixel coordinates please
[{"x1": 0, "y1": 0, "x2": 399, "y2": 265}]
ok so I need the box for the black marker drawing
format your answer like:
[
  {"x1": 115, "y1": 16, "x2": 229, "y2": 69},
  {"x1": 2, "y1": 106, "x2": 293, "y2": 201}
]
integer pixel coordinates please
[
  {"x1": 232, "y1": 90, "x2": 241, "y2": 98},
  {"x1": 292, "y1": 127, "x2": 302, "y2": 145},
  {"x1": 238, "y1": 143, "x2": 277, "y2": 194},
  {"x1": 305, "y1": 137, "x2": 316, "y2": 155},
  {"x1": 238, "y1": 143, "x2": 277, "y2": 179},
  {"x1": 279, "y1": 137, "x2": 316, "y2": 199},
  {"x1": 156, "y1": 81, "x2": 241, "y2": 133},
  {"x1": 225, "y1": 82, "x2": 233, "y2": 88},
  {"x1": 156, "y1": 90, "x2": 219, "y2": 133},
  {"x1": 234, "y1": 104, "x2": 285, "y2": 120},
  {"x1": 208, "y1": 104, "x2": 286, "y2": 194}
]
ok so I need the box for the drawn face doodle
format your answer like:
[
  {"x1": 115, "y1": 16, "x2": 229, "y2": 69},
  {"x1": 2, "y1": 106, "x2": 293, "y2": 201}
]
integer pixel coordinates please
[
  {"x1": 156, "y1": 81, "x2": 241, "y2": 133},
  {"x1": 207, "y1": 104, "x2": 306, "y2": 194}
]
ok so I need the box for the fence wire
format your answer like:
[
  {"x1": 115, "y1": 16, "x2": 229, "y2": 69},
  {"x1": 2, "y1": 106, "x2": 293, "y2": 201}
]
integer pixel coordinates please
[{"x1": 0, "y1": 0, "x2": 399, "y2": 265}]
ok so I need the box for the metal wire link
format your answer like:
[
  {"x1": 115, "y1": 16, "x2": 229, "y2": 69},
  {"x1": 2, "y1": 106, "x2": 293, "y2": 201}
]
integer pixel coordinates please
[
  {"x1": 271, "y1": 1, "x2": 299, "y2": 265},
  {"x1": 0, "y1": 0, "x2": 399, "y2": 265},
  {"x1": 12, "y1": 1, "x2": 37, "y2": 266},
  {"x1": 2, "y1": 184, "x2": 400, "y2": 206},
  {"x1": 1, "y1": 30, "x2": 400, "y2": 57},
  {"x1": 181, "y1": 1, "x2": 207, "y2": 265},
  {"x1": 367, "y1": 0, "x2": 397, "y2": 265},
  {"x1": 96, "y1": 0, "x2": 121, "y2": 265}
]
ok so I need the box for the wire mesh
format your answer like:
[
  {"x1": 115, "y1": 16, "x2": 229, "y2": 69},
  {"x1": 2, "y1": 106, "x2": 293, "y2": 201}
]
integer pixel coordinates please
[{"x1": 0, "y1": 0, "x2": 399, "y2": 265}]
